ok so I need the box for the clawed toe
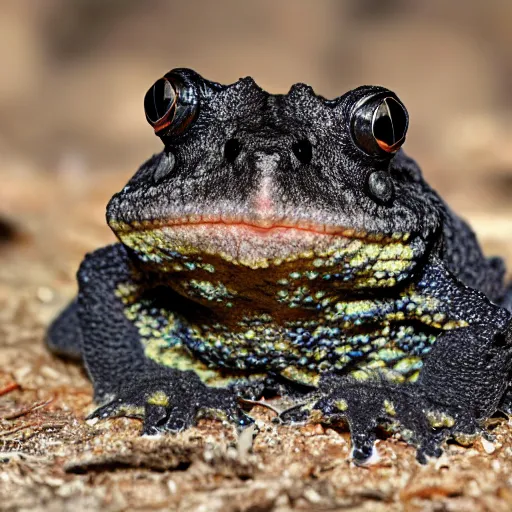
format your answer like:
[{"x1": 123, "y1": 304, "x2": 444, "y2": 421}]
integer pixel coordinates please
[
  {"x1": 88, "y1": 374, "x2": 253, "y2": 434},
  {"x1": 87, "y1": 398, "x2": 145, "y2": 421}
]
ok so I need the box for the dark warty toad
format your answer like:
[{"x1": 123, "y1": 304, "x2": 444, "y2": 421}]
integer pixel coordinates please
[{"x1": 47, "y1": 68, "x2": 512, "y2": 464}]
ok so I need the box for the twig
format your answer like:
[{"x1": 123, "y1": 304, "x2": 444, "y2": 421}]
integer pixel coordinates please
[
  {"x1": 0, "y1": 397, "x2": 54, "y2": 420},
  {"x1": 0, "y1": 382, "x2": 20, "y2": 396},
  {"x1": 0, "y1": 421, "x2": 67, "y2": 438}
]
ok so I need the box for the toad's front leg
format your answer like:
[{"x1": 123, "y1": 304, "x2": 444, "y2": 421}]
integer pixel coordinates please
[
  {"x1": 50, "y1": 244, "x2": 252, "y2": 434},
  {"x1": 283, "y1": 259, "x2": 512, "y2": 464}
]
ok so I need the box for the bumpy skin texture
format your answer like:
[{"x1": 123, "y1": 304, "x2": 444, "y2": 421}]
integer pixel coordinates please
[{"x1": 47, "y1": 69, "x2": 512, "y2": 464}]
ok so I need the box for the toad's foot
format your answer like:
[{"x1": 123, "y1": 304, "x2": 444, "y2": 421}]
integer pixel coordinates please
[
  {"x1": 88, "y1": 367, "x2": 253, "y2": 435},
  {"x1": 281, "y1": 376, "x2": 481, "y2": 464}
]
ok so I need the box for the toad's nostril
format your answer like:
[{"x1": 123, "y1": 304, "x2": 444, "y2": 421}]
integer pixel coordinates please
[
  {"x1": 292, "y1": 139, "x2": 313, "y2": 164},
  {"x1": 224, "y1": 138, "x2": 242, "y2": 163}
]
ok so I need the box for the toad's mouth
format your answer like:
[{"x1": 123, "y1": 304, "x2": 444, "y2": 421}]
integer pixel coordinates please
[
  {"x1": 110, "y1": 215, "x2": 417, "y2": 270},
  {"x1": 110, "y1": 215, "x2": 405, "y2": 239}
]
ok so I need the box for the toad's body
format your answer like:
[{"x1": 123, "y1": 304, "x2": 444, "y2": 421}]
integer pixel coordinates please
[{"x1": 48, "y1": 69, "x2": 512, "y2": 463}]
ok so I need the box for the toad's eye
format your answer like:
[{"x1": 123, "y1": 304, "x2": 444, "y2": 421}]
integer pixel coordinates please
[
  {"x1": 351, "y1": 94, "x2": 408, "y2": 157},
  {"x1": 144, "y1": 71, "x2": 199, "y2": 137}
]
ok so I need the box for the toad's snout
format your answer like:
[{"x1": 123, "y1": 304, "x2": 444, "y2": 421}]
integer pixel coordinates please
[{"x1": 251, "y1": 151, "x2": 281, "y2": 216}]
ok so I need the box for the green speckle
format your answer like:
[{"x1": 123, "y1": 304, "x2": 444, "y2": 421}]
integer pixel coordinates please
[
  {"x1": 147, "y1": 391, "x2": 170, "y2": 407},
  {"x1": 374, "y1": 348, "x2": 404, "y2": 362},
  {"x1": 401, "y1": 428, "x2": 414, "y2": 442},
  {"x1": 426, "y1": 410, "x2": 455, "y2": 428},
  {"x1": 350, "y1": 370, "x2": 371, "y2": 381},
  {"x1": 393, "y1": 357, "x2": 422, "y2": 374},
  {"x1": 383, "y1": 399, "x2": 396, "y2": 416},
  {"x1": 335, "y1": 399, "x2": 348, "y2": 411}
]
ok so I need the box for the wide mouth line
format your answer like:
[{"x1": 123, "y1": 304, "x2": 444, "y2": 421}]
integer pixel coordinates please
[
  {"x1": 112, "y1": 214, "x2": 379, "y2": 238},
  {"x1": 110, "y1": 215, "x2": 414, "y2": 244}
]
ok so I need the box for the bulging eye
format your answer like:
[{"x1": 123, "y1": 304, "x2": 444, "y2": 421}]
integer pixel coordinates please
[
  {"x1": 144, "y1": 77, "x2": 177, "y2": 130},
  {"x1": 351, "y1": 93, "x2": 408, "y2": 157},
  {"x1": 144, "y1": 71, "x2": 199, "y2": 137}
]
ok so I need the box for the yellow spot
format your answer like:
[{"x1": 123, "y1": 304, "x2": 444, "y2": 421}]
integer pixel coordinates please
[
  {"x1": 444, "y1": 320, "x2": 469, "y2": 330},
  {"x1": 280, "y1": 366, "x2": 320, "y2": 387},
  {"x1": 336, "y1": 399, "x2": 348, "y2": 411},
  {"x1": 454, "y1": 433, "x2": 478, "y2": 446},
  {"x1": 383, "y1": 399, "x2": 396, "y2": 416},
  {"x1": 118, "y1": 405, "x2": 145, "y2": 417},
  {"x1": 378, "y1": 369, "x2": 405, "y2": 384},
  {"x1": 335, "y1": 344, "x2": 353, "y2": 355},
  {"x1": 349, "y1": 300, "x2": 375, "y2": 316},
  {"x1": 244, "y1": 330, "x2": 256, "y2": 340},
  {"x1": 196, "y1": 408, "x2": 228, "y2": 421},
  {"x1": 364, "y1": 243, "x2": 381, "y2": 259},
  {"x1": 115, "y1": 282, "x2": 140, "y2": 304},
  {"x1": 356, "y1": 277, "x2": 377, "y2": 287},
  {"x1": 393, "y1": 356, "x2": 421, "y2": 374},
  {"x1": 426, "y1": 410, "x2": 455, "y2": 428},
  {"x1": 147, "y1": 391, "x2": 169, "y2": 407},
  {"x1": 314, "y1": 350, "x2": 328, "y2": 361},
  {"x1": 350, "y1": 370, "x2": 371, "y2": 381},
  {"x1": 364, "y1": 359, "x2": 386, "y2": 369},
  {"x1": 349, "y1": 253, "x2": 368, "y2": 268},
  {"x1": 374, "y1": 348, "x2": 404, "y2": 362},
  {"x1": 408, "y1": 370, "x2": 421, "y2": 383}
]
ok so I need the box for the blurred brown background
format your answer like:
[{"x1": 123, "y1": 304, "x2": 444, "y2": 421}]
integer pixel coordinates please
[{"x1": 1, "y1": 0, "x2": 512, "y2": 290}]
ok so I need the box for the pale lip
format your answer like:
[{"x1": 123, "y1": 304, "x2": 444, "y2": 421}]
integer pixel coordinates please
[
  {"x1": 111, "y1": 215, "x2": 377, "y2": 240},
  {"x1": 110, "y1": 216, "x2": 410, "y2": 269}
]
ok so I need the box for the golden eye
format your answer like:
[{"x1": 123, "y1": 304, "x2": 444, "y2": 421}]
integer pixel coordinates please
[
  {"x1": 351, "y1": 93, "x2": 408, "y2": 156},
  {"x1": 144, "y1": 70, "x2": 199, "y2": 137}
]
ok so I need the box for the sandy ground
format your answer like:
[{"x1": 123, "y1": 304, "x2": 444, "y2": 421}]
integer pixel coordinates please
[{"x1": 1, "y1": 164, "x2": 512, "y2": 512}]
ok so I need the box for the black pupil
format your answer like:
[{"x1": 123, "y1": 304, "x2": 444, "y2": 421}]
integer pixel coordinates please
[
  {"x1": 144, "y1": 78, "x2": 175, "y2": 123},
  {"x1": 292, "y1": 139, "x2": 313, "y2": 164},
  {"x1": 373, "y1": 98, "x2": 407, "y2": 146},
  {"x1": 224, "y1": 138, "x2": 241, "y2": 162}
]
